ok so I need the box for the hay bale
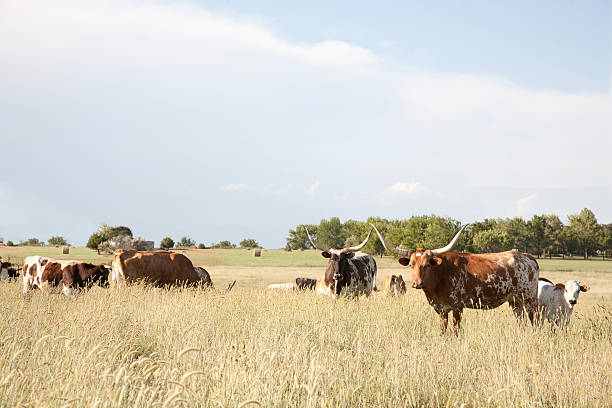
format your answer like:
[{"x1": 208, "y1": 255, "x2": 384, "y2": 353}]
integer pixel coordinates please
[
  {"x1": 253, "y1": 249, "x2": 261, "y2": 257},
  {"x1": 61, "y1": 246, "x2": 70, "y2": 254}
]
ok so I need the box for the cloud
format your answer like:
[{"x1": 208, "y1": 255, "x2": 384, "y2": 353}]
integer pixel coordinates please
[
  {"x1": 304, "y1": 181, "x2": 320, "y2": 196},
  {"x1": 376, "y1": 182, "x2": 436, "y2": 206},
  {"x1": 223, "y1": 183, "x2": 247, "y2": 192},
  {"x1": 516, "y1": 194, "x2": 538, "y2": 216}
]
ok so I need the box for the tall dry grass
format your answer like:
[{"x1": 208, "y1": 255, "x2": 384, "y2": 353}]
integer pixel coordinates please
[{"x1": 1, "y1": 271, "x2": 610, "y2": 407}]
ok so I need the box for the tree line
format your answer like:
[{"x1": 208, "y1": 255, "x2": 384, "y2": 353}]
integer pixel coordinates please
[{"x1": 285, "y1": 208, "x2": 612, "y2": 259}]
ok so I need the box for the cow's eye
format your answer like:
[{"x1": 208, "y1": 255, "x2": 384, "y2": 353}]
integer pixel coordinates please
[{"x1": 429, "y1": 259, "x2": 436, "y2": 265}]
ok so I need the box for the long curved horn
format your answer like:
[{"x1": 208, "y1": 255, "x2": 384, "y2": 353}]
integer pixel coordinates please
[
  {"x1": 430, "y1": 224, "x2": 469, "y2": 255},
  {"x1": 304, "y1": 226, "x2": 330, "y2": 253},
  {"x1": 341, "y1": 228, "x2": 373, "y2": 253},
  {"x1": 370, "y1": 224, "x2": 414, "y2": 257}
]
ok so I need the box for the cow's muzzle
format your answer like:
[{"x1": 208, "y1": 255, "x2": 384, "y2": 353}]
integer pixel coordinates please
[
  {"x1": 568, "y1": 299, "x2": 577, "y2": 305},
  {"x1": 412, "y1": 282, "x2": 425, "y2": 289},
  {"x1": 333, "y1": 273, "x2": 343, "y2": 281}
]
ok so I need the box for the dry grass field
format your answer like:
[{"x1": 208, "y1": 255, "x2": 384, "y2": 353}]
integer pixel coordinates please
[{"x1": 0, "y1": 247, "x2": 611, "y2": 407}]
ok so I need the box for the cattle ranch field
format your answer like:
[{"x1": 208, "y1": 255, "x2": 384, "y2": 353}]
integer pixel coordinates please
[{"x1": 1, "y1": 247, "x2": 611, "y2": 407}]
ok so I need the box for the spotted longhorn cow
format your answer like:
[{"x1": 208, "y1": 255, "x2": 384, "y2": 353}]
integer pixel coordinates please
[
  {"x1": 372, "y1": 224, "x2": 539, "y2": 335},
  {"x1": 306, "y1": 227, "x2": 377, "y2": 298}
]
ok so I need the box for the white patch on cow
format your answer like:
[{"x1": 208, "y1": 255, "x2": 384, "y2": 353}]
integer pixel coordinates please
[
  {"x1": 0, "y1": 268, "x2": 8, "y2": 281},
  {"x1": 194, "y1": 267, "x2": 206, "y2": 280},
  {"x1": 111, "y1": 256, "x2": 125, "y2": 287},
  {"x1": 62, "y1": 283, "x2": 75, "y2": 296}
]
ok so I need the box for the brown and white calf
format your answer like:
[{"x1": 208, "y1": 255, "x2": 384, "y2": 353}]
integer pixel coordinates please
[
  {"x1": 23, "y1": 256, "x2": 53, "y2": 292},
  {"x1": 36, "y1": 260, "x2": 110, "y2": 295},
  {"x1": 382, "y1": 274, "x2": 406, "y2": 296},
  {"x1": 306, "y1": 227, "x2": 377, "y2": 298},
  {"x1": 1, "y1": 260, "x2": 20, "y2": 281},
  {"x1": 537, "y1": 278, "x2": 590, "y2": 327},
  {"x1": 372, "y1": 224, "x2": 539, "y2": 335}
]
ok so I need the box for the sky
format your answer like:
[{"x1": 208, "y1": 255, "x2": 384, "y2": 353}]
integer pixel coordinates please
[{"x1": 0, "y1": 0, "x2": 611, "y2": 248}]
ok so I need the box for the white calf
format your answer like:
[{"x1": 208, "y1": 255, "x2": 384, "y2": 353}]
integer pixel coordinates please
[
  {"x1": 537, "y1": 278, "x2": 590, "y2": 327},
  {"x1": 267, "y1": 283, "x2": 295, "y2": 290}
]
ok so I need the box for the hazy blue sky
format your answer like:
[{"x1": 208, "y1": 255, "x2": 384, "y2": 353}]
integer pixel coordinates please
[{"x1": 1, "y1": 0, "x2": 611, "y2": 248}]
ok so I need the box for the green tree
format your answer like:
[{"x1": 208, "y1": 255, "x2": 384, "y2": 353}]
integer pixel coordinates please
[
  {"x1": 526, "y1": 215, "x2": 547, "y2": 257},
  {"x1": 543, "y1": 214, "x2": 564, "y2": 257},
  {"x1": 473, "y1": 229, "x2": 511, "y2": 252},
  {"x1": 601, "y1": 224, "x2": 612, "y2": 259},
  {"x1": 317, "y1": 217, "x2": 346, "y2": 249},
  {"x1": 568, "y1": 208, "x2": 602, "y2": 259},
  {"x1": 197, "y1": 243, "x2": 206, "y2": 249},
  {"x1": 285, "y1": 224, "x2": 317, "y2": 251},
  {"x1": 19, "y1": 238, "x2": 41, "y2": 246},
  {"x1": 48, "y1": 236, "x2": 68, "y2": 246},
  {"x1": 498, "y1": 217, "x2": 529, "y2": 252},
  {"x1": 176, "y1": 236, "x2": 196, "y2": 248},
  {"x1": 160, "y1": 237, "x2": 174, "y2": 249},
  {"x1": 87, "y1": 224, "x2": 133, "y2": 253},
  {"x1": 212, "y1": 240, "x2": 235, "y2": 248},
  {"x1": 6, "y1": 240, "x2": 14, "y2": 246},
  {"x1": 239, "y1": 238, "x2": 260, "y2": 249}
]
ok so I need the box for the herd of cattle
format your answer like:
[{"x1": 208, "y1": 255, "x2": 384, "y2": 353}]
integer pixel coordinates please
[{"x1": 1, "y1": 224, "x2": 591, "y2": 332}]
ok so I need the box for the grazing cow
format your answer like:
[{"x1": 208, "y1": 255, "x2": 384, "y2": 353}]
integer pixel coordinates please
[
  {"x1": 382, "y1": 274, "x2": 406, "y2": 296},
  {"x1": 111, "y1": 250, "x2": 213, "y2": 288},
  {"x1": 1, "y1": 261, "x2": 20, "y2": 281},
  {"x1": 372, "y1": 224, "x2": 539, "y2": 335},
  {"x1": 537, "y1": 278, "x2": 590, "y2": 327},
  {"x1": 23, "y1": 256, "x2": 53, "y2": 293},
  {"x1": 37, "y1": 260, "x2": 110, "y2": 295},
  {"x1": 295, "y1": 277, "x2": 317, "y2": 290},
  {"x1": 306, "y1": 227, "x2": 377, "y2": 298}
]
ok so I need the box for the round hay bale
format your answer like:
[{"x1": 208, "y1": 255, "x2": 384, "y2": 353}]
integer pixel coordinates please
[
  {"x1": 253, "y1": 249, "x2": 261, "y2": 257},
  {"x1": 61, "y1": 246, "x2": 70, "y2": 254}
]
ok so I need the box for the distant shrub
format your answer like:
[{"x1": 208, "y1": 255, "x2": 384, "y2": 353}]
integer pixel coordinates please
[{"x1": 160, "y1": 237, "x2": 175, "y2": 250}]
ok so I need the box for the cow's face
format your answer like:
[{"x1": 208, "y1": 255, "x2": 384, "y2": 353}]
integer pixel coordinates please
[
  {"x1": 322, "y1": 250, "x2": 354, "y2": 296},
  {"x1": 398, "y1": 250, "x2": 442, "y2": 289},
  {"x1": 563, "y1": 280, "x2": 590, "y2": 308}
]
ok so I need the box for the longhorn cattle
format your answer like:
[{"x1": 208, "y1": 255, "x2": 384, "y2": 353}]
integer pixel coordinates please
[
  {"x1": 306, "y1": 227, "x2": 377, "y2": 298},
  {"x1": 37, "y1": 260, "x2": 110, "y2": 295},
  {"x1": 537, "y1": 278, "x2": 590, "y2": 327},
  {"x1": 382, "y1": 274, "x2": 406, "y2": 296},
  {"x1": 111, "y1": 250, "x2": 213, "y2": 288},
  {"x1": 372, "y1": 224, "x2": 539, "y2": 335}
]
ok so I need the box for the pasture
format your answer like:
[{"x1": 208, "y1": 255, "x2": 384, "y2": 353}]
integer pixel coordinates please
[{"x1": 1, "y1": 247, "x2": 611, "y2": 407}]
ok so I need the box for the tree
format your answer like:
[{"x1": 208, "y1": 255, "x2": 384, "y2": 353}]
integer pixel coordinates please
[
  {"x1": 87, "y1": 224, "x2": 134, "y2": 253},
  {"x1": 526, "y1": 215, "x2": 547, "y2": 257},
  {"x1": 19, "y1": 238, "x2": 41, "y2": 246},
  {"x1": 239, "y1": 238, "x2": 260, "y2": 249},
  {"x1": 197, "y1": 243, "x2": 206, "y2": 249},
  {"x1": 473, "y1": 230, "x2": 511, "y2": 253},
  {"x1": 212, "y1": 240, "x2": 235, "y2": 248},
  {"x1": 317, "y1": 217, "x2": 346, "y2": 248},
  {"x1": 176, "y1": 236, "x2": 196, "y2": 248},
  {"x1": 160, "y1": 237, "x2": 174, "y2": 249},
  {"x1": 543, "y1": 214, "x2": 564, "y2": 257},
  {"x1": 285, "y1": 224, "x2": 317, "y2": 251},
  {"x1": 48, "y1": 236, "x2": 68, "y2": 246},
  {"x1": 601, "y1": 224, "x2": 612, "y2": 259},
  {"x1": 568, "y1": 208, "x2": 602, "y2": 259},
  {"x1": 6, "y1": 240, "x2": 14, "y2": 246}
]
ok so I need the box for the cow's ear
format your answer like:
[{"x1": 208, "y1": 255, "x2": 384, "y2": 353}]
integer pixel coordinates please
[
  {"x1": 430, "y1": 256, "x2": 443, "y2": 266},
  {"x1": 321, "y1": 252, "x2": 331, "y2": 258},
  {"x1": 398, "y1": 258, "x2": 409, "y2": 266},
  {"x1": 555, "y1": 283, "x2": 565, "y2": 291},
  {"x1": 580, "y1": 284, "x2": 590, "y2": 292}
]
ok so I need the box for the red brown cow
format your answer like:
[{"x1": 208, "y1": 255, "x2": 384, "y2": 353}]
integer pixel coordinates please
[
  {"x1": 306, "y1": 227, "x2": 377, "y2": 298},
  {"x1": 295, "y1": 277, "x2": 317, "y2": 290},
  {"x1": 372, "y1": 224, "x2": 539, "y2": 335},
  {"x1": 111, "y1": 250, "x2": 213, "y2": 288},
  {"x1": 37, "y1": 260, "x2": 110, "y2": 295}
]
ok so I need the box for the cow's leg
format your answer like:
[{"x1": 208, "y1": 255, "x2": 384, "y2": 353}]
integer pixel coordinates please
[
  {"x1": 438, "y1": 311, "x2": 449, "y2": 335},
  {"x1": 524, "y1": 297, "x2": 538, "y2": 325},
  {"x1": 451, "y1": 308, "x2": 463, "y2": 336}
]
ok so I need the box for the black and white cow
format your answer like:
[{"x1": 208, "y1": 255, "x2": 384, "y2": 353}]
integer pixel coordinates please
[{"x1": 305, "y1": 227, "x2": 377, "y2": 298}]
